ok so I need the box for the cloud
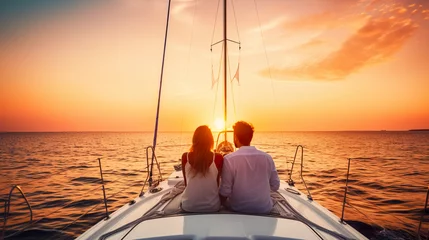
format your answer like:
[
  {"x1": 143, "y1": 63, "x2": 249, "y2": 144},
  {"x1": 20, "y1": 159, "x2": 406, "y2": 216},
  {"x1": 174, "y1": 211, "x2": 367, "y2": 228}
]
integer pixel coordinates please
[
  {"x1": 172, "y1": 2, "x2": 192, "y2": 15},
  {"x1": 283, "y1": 11, "x2": 353, "y2": 30},
  {"x1": 262, "y1": 16, "x2": 417, "y2": 80},
  {"x1": 261, "y1": 0, "x2": 426, "y2": 81},
  {"x1": 299, "y1": 39, "x2": 326, "y2": 49},
  {"x1": 249, "y1": 16, "x2": 287, "y2": 33},
  {"x1": 282, "y1": 1, "x2": 366, "y2": 31}
]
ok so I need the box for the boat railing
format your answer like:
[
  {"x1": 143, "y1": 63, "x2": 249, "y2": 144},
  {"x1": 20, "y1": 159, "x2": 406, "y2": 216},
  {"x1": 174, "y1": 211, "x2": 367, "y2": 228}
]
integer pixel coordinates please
[
  {"x1": 1, "y1": 185, "x2": 33, "y2": 240},
  {"x1": 338, "y1": 157, "x2": 429, "y2": 239},
  {"x1": 1, "y1": 180, "x2": 104, "y2": 239},
  {"x1": 286, "y1": 145, "x2": 313, "y2": 201},
  {"x1": 97, "y1": 158, "x2": 110, "y2": 220},
  {"x1": 340, "y1": 157, "x2": 371, "y2": 223},
  {"x1": 214, "y1": 130, "x2": 235, "y2": 156},
  {"x1": 139, "y1": 146, "x2": 163, "y2": 197},
  {"x1": 0, "y1": 156, "x2": 149, "y2": 239}
]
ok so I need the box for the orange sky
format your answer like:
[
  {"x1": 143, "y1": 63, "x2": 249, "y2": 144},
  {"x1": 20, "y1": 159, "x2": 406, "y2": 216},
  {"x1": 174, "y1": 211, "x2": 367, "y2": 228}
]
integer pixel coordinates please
[{"x1": 1, "y1": 0, "x2": 429, "y2": 132}]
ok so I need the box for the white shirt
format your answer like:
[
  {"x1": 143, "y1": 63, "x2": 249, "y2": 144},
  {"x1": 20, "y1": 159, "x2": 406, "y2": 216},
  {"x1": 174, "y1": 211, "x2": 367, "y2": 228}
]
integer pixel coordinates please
[
  {"x1": 181, "y1": 153, "x2": 221, "y2": 212},
  {"x1": 219, "y1": 146, "x2": 280, "y2": 213}
]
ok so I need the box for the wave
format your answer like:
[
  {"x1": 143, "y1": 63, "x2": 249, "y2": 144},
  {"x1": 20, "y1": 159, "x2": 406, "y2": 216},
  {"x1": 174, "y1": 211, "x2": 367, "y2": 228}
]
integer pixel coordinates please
[
  {"x1": 67, "y1": 165, "x2": 94, "y2": 170},
  {"x1": 2, "y1": 131, "x2": 428, "y2": 239},
  {"x1": 346, "y1": 220, "x2": 418, "y2": 240},
  {"x1": 5, "y1": 228, "x2": 73, "y2": 240},
  {"x1": 71, "y1": 177, "x2": 100, "y2": 183},
  {"x1": 64, "y1": 199, "x2": 101, "y2": 209},
  {"x1": 33, "y1": 199, "x2": 72, "y2": 209},
  {"x1": 26, "y1": 158, "x2": 41, "y2": 162}
]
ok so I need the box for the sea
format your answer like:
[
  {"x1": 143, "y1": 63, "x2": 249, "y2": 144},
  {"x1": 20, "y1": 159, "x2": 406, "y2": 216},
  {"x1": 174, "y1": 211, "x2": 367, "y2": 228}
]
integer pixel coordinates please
[{"x1": 0, "y1": 131, "x2": 428, "y2": 240}]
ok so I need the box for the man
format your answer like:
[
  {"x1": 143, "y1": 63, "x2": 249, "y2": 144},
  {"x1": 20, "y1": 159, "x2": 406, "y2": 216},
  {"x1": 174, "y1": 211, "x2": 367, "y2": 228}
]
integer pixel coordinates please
[{"x1": 219, "y1": 121, "x2": 280, "y2": 214}]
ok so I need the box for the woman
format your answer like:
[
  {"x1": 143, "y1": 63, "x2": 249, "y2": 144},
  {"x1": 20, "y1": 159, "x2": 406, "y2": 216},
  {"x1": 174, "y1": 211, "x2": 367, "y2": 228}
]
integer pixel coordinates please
[{"x1": 181, "y1": 125, "x2": 223, "y2": 212}]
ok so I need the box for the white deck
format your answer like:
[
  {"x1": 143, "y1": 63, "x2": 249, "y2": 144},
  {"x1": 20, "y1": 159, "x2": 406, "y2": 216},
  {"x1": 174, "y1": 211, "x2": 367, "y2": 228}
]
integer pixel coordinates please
[
  {"x1": 123, "y1": 215, "x2": 321, "y2": 240},
  {"x1": 76, "y1": 170, "x2": 368, "y2": 240}
]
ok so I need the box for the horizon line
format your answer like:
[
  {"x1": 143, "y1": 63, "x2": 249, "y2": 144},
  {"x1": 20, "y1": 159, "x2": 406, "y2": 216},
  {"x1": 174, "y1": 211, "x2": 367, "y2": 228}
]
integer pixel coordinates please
[{"x1": 1, "y1": 129, "x2": 428, "y2": 133}]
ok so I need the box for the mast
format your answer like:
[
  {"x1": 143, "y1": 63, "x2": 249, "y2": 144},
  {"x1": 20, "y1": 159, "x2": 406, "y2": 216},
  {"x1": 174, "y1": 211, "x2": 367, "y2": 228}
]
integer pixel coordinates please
[
  {"x1": 223, "y1": 0, "x2": 227, "y2": 142},
  {"x1": 148, "y1": 0, "x2": 172, "y2": 188}
]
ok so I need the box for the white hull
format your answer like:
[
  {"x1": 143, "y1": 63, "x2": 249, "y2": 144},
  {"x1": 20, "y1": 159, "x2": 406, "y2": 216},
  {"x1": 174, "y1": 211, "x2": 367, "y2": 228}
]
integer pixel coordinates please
[{"x1": 77, "y1": 169, "x2": 368, "y2": 240}]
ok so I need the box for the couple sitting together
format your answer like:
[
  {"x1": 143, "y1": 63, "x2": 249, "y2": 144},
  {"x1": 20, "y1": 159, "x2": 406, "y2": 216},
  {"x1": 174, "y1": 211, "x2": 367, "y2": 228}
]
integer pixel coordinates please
[{"x1": 180, "y1": 121, "x2": 280, "y2": 214}]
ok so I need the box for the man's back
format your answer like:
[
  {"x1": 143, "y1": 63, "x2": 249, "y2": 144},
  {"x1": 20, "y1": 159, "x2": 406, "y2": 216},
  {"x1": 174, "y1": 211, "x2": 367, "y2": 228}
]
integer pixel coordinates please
[{"x1": 219, "y1": 146, "x2": 280, "y2": 213}]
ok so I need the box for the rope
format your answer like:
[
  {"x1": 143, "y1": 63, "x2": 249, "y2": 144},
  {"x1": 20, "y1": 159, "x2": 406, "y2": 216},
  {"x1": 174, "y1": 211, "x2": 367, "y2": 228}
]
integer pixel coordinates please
[
  {"x1": 96, "y1": 183, "x2": 353, "y2": 240},
  {"x1": 98, "y1": 212, "x2": 164, "y2": 240},
  {"x1": 279, "y1": 198, "x2": 354, "y2": 240},
  {"x1": 98, "y1": 183, "x2": 176, "y2": 240}
]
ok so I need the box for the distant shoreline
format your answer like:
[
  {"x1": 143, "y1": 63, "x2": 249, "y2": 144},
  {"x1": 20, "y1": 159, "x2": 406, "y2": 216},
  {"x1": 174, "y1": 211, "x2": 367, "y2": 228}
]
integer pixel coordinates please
[{"x1": 408, "y1": 129, "x2": 429, "y2": 131}]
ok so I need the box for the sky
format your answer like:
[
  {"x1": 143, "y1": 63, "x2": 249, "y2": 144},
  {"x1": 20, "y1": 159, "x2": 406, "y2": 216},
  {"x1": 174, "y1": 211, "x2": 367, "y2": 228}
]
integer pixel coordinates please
[{"x1": 1, "y1": 0, "x2": 428, "y2": 132}]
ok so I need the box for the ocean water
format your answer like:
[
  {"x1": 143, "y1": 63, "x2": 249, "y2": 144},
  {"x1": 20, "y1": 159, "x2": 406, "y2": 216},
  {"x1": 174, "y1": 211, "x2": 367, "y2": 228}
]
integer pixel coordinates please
[{"x1": 0, "y1": 131, "x2": 428, "y2": 240}]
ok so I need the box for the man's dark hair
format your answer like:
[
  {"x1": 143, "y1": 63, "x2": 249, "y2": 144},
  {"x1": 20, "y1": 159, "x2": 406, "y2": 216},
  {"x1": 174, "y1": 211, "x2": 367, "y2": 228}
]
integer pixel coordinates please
[{"x1": 233, "y1": 121, "x2": 254, "y2": 146}]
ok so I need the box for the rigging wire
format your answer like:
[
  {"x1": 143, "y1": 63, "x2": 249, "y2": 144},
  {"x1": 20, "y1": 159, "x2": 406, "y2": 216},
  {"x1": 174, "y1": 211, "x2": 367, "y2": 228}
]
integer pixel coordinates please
[
  {"x1": 179, "y1": 0, "x2": 199, "y2": 153},
  {"x1": 211, "y1": 0, "x2": 222, "y2": 45},
  {"x1": 253, "y1": 0, "x2": 276, "y2": 100},
  {"x1": 148, "y1": 0, "x2": 172, "y2": 189},
  {"x1": 210, "y1": 0, "x2": 223, "y2": 123},
  {"x1": 152, "y1": 0, "x2": 172, "y2": 150},
  {"x1": 211, "y1": 0, "x2": 242, "y2": 126},
  {"x1": 211, "y1": 44, "x2": 224, "y2": 122},
  {"x1": 227, "y1": 53, "x2": 238, "y2": 123},
  {"x1": 231, "y1": 0, "x2": 241, "y2": 42},
  {"x1": 230, "y1": 77, "x2": 238, "y2": 123},
  {"x1": 228, "y1": 0, "x2": 241, "y2": 124}
]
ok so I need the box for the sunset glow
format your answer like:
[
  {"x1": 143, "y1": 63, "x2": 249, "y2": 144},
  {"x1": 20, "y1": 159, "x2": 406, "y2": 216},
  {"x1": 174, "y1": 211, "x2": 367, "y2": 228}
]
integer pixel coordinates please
[
  {"x1": 1, "y1": 0, "x2": 428, "y2": 132},
  {"x1": 213, "y1": 118, "x2": 226, "y2": 132}
]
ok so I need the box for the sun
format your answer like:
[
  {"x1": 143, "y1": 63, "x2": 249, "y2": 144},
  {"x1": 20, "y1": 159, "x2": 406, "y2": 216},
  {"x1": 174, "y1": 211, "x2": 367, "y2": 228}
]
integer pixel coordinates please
[{"x1": 213, "y1": 118, "x2": 226, "y2": 131}]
